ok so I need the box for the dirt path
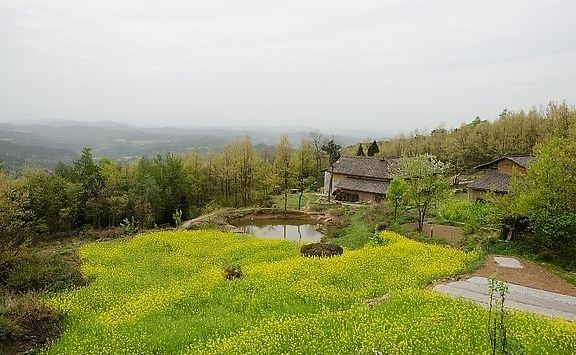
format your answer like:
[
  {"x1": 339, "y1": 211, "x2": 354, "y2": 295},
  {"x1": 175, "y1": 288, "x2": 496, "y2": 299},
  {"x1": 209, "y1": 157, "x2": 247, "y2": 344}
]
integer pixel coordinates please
[
  {"x1": 402, "y1": 222, "x2": 464, "y2": 246},
  {"x1": 474, "y1": 255, "x2": 576, "y2": 297}
]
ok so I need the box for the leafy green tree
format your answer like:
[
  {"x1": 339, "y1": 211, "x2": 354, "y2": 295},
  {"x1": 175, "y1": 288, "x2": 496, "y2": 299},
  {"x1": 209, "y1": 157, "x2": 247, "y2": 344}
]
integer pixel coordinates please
[
  {"x1": 509, "y1": 135, "x2": 576, "y2": 261},
  {"x1": 274, "y1": 136, "x2": 293, "y2": 213},
  {"x1": 394, "y1": 155, "x2": 449, "y2": 231},
  {"x1": 294, "y1": 138, "x2": 316, "y2": 210},
  {"x1": 367, "y1": 140, "x2": 380, "y2": 156},
  {"x1": 321, "y1": 140, "x2": 341, "y2": 165},
  {"x1": 151, "y1": 153, "x2": 189, "y2": 224},
  {"x1": 237, "y1": 138, "x2": 258, "y2": 206},
  {"x1": 73, "y1": 147, "x2": 104, "y2": 199},
  {"x1": 0, "y1": 173, "x2": 31, "y2": 251},
  {"x1": 24, "y1": 169, "x2": 82, "y2": 233},
  {"x1": 387, "y1": 178, "x2": 409, "y2": 222},
  {"x1": 356, "y1": 144, "x2": 365, "y2": 156}
]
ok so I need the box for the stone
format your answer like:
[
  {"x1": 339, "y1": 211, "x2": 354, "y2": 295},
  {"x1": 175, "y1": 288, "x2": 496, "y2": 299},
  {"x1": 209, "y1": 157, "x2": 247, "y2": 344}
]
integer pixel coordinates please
[
  {"x1": 494, "y1": 256, "x2": 523, "y2": 269},
  {"x1": 300, "y1": 243, "x2": 343, "y2": 258}
]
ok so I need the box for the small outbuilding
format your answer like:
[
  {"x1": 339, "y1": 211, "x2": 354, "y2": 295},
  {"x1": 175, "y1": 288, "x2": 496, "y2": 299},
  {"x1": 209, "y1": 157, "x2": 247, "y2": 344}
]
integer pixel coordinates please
[{"x1": 467, "y1": 155, "x2": 533, "y2": 201}]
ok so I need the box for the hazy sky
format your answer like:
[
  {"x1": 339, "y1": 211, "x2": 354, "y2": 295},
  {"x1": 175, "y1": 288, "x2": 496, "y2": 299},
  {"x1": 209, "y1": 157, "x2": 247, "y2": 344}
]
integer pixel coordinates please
[{"x1": 1, "y1": 0, "x2": 575, "y2": 133}]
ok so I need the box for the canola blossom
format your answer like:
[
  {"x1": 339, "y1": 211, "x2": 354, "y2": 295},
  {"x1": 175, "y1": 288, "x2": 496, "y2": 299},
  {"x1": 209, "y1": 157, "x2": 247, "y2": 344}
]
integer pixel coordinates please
[{"x1": 44, "y1": 230, "x2": 576, "y2": 354}]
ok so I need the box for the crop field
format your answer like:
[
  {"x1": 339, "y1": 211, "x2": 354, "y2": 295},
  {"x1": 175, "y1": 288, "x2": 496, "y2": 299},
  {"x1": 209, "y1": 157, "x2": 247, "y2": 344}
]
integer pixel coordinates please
[{"x1": 45, "y1": 231, "x2": 576, "y2": 354}]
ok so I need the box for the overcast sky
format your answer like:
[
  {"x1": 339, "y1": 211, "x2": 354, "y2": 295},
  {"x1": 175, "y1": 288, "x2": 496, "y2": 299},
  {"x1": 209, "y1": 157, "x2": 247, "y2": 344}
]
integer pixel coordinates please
[{"x1": 1, "y1": 0, "x2": 575, "y2": 134}]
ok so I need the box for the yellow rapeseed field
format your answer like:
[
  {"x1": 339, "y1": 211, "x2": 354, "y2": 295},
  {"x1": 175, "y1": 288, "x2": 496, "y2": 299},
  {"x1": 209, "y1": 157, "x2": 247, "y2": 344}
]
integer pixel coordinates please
[{"x1": 44, "y1": 230, "x2": 576, "y2": 354}]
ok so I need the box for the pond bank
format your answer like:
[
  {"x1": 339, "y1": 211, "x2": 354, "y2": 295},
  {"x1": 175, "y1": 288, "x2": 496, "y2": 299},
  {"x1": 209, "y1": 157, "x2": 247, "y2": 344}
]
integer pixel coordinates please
[{"x1": 180, "y1": 208, "x2": 337, "y2": 233}]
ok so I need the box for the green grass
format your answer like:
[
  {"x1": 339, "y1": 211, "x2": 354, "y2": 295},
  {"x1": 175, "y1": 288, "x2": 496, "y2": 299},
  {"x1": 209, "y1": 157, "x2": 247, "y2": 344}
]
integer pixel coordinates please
[
  {"x1": 331, "y1": 208, "x2": 375, "y2": 249},
  {"x1": 271, "y1": 192, "x2": 318, "y2": 210},
  {"x1": 43, "y1": 230, "x2": 576, "y2": 354}
]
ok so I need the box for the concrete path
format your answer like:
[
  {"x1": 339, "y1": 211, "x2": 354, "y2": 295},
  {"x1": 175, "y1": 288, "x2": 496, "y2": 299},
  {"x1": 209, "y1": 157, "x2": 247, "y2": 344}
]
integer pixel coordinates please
[{"x1": 434, "y1": 276, "x2": 576, "y2": 320}]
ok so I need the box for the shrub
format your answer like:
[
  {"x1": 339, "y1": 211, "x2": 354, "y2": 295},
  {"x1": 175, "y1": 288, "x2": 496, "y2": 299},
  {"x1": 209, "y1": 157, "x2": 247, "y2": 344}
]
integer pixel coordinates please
[
  {"x1": 222, "y1": 257, "x2": 243, "y2": 280},
  {"x1": 120, "y1": 217, "x2": 138, "y2": 236},
  {"x1": 173, "y1": 209, "x2": 183, "y2": 227},
  {"x1": 1, "y1": 250, "x2": 86, "y2": 294},
  {"x1": 0, "y1": 293, "x2": 63, "y2": 351},
  {"x1": 528, "y1": 210, "x2": 576, "y2": 266},
  {"x1": 440, "y1": 200, "x2": 499, "y2": 235},
  {"x1": 0, "y1": 314, "x2": 19, "y2": 344}
]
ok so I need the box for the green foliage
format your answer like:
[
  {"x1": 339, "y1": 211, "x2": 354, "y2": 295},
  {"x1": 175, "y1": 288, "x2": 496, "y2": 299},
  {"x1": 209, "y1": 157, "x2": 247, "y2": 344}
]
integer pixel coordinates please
[
  {"x1": 367, "y1": 140, "x2": 380, "y2": 156},
  {"x1": 120, "y1": 217, "x2": 138, "y2": 236},
  {"x1": 357, "y1": 101, "x2": 575, "y2": 173},
  {"x1": 274, "y1": 135, "x2": 294, "y2": 213},
  {"x1": 333, "y1": 208, "x2": 376, "y2": 249},
  {"x1": 0, "y1": 314, "x2": 19, "y2": 344},
  {"x1": 172, "y1": 209, "x2": 183, "y2": 227},
  {"x1": 0, "y1": 174, "x2": 32, "y2": 251},
  {"x1": 386, "y1": 178, "x2": 409, "y2": 222},
  {"x1": 508, "y1": 135, "x2": 576, "y2": 264},
  {"x1": 25, "y1": 169, "x2": 82, "y2": 233},
  {"x1": 0, "y1": 293, "x2": 63, "y2": 350},
  {"x1": 355, "y1": 144, "x2": 365, "y2": 156},
  {"x1": 394, "y1": 155, "x2": 450, "y2": 231},
  {"x1": 488, "y1": 276, "x2": 512, "y2": 355},
  {"x1": 221, "y1": 256, "x2": 243, "y2": 280},
  {"x1": 0, "y1": 250, "x2": 86, "y2": 294},
  {"x1": 321, "y1": 139, "x2": 341, "y2": 165},
  {"x1": 440, "y1": 199, "x2": 500, "y2": 235}
]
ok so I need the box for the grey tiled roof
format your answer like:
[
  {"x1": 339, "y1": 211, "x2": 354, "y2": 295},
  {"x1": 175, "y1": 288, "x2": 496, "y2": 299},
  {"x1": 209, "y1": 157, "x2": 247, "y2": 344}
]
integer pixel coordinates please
[
  {"x1": 506, "y1": 155, "x2": 534, "y2": 168},
  {"x1": 467, "y1": 171, "x2": 511, "y2": 193},
  {"x1": 331, "y1": 156, "x2": 396, "y2": 179},
  {"x1": 475, "y1": 155, "x2": 534, "y2": 170},
  {"x1": 333, "y1": 177, "x2": 389, "y2": 194}
]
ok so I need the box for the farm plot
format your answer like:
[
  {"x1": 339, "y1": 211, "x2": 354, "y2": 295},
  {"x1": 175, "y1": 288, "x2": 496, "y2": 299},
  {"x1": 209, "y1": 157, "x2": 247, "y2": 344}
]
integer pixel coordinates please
[{"x1": 44, "y1": 231, "x2": 576, "y2": 354}]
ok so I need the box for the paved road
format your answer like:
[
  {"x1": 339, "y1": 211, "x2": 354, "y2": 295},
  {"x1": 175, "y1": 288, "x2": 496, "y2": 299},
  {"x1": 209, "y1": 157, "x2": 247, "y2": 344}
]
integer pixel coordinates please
[{"x1": 434, "y1": 276, "x2": 576, "y2": 320}]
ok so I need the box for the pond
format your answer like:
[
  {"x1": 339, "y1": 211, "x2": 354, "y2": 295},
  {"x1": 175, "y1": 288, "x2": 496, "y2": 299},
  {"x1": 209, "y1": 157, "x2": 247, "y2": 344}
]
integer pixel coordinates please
[{"x1": 234, "y1": 218, "x2": 335, "y2": 243}]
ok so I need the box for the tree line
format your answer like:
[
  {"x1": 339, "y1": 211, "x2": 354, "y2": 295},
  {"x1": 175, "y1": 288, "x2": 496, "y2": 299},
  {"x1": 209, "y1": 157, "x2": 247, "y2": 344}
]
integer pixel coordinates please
[
  {"x1": 0, "y1": 133, "x2": 342, "y2": 248},
  {"x1": 347, "y1": 101, "x2": 576, "y2": 173}
]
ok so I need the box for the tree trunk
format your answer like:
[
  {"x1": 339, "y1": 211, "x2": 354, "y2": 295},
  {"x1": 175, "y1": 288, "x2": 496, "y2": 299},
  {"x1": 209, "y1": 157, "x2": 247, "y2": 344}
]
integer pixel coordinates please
[
  {"x1": 298, "y1": 190, "x2": 303, "y2": 210},
  {"x1": 284, "y1": 190, "x2": 288, "y2": 215},
  {"x1": 417, "y1": 211, "x2": 424, "y2": 232}
]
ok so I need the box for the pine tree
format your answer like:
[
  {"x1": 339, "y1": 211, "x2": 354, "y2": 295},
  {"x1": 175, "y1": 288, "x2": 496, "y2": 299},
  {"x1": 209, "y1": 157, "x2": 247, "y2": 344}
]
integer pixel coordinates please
[
  {"x1": 356, "y1": 144, "x2": 365, "y2": 156},
  {"x1": 367, "y1": 141, "x2": 380, "y2": 156}
]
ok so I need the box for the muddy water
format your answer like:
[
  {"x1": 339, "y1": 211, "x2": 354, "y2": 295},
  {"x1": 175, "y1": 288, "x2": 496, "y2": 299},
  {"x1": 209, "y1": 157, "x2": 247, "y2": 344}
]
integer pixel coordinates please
[{"x1": 234, "y1": 218, "x2": 335, "y2": 243}]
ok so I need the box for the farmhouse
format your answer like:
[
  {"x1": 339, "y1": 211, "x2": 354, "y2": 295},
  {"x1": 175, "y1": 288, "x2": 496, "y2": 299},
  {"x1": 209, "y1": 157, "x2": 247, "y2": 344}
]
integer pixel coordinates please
[
  {"x1": 467, "y1": 155, "x2": 533, "y2": 201},
  {"x1": 323, "y1": 156, "x2": 399, "y2": 203}
]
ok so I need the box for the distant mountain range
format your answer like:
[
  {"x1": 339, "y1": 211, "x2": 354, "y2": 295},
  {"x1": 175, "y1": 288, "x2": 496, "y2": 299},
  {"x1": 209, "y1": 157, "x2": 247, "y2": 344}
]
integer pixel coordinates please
[{"x1": 0, "y1": 121, "x2": 369, "y2": 172}]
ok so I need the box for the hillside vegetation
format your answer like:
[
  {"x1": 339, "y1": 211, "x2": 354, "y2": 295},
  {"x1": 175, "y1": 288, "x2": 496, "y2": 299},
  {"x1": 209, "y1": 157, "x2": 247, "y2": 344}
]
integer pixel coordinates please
[{"x1": 44, "y1": 231, "x2": 576, "y2": 354}]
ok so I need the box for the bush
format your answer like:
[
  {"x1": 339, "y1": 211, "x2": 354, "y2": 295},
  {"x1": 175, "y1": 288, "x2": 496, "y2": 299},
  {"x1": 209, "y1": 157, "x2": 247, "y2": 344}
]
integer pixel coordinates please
[
  {"x1": 0, "y1": 293, "x2": 63, "y2": 351},
  {"x1": 120, "y1": 217, "x2": 138, "y2": 236},
  {"x1": 528, "y1": 210, "x2": 576, "y2": 267},
  {"x1": 222, "y1": 257, "x2": 243, "y2": 280},
  {"x1": 0, "y1": 250, "x2": 86, "y2": 294},
  {"x1": 79, "y1": 227, "x2": 123, "y2": 240},
  {"x1": 440, "y1": 200, "x2": 499, "y2": 235},
  {"x1": 0, "y1": 314, "x2": 19, "y2": 344}
]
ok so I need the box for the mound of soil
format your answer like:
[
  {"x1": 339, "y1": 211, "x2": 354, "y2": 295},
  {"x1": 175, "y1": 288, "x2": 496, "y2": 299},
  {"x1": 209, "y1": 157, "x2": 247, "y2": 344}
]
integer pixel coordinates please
[
  {"x1": 223, "y1": 267, "x2": 243, "y2": 280},
  {"x1": 300, "y1": 243, "x2": 343, "y2": 258}
]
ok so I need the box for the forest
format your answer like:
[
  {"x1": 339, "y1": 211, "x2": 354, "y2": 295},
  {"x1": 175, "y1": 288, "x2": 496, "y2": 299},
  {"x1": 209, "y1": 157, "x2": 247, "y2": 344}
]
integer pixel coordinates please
[{"x1": 351, "y1": 101, "x2": 576, "y2": 174}]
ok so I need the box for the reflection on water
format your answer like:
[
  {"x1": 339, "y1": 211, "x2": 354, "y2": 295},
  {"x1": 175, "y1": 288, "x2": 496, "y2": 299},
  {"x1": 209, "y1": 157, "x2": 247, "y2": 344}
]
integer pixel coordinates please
[{"x1": 235, "y1": 219, "x2": 333, "y2": 243}]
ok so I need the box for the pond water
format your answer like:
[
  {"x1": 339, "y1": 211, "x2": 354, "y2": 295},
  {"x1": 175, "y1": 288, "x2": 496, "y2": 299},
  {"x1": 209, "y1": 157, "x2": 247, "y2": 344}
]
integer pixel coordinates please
[{"x1": 234, "y1": 219, "x2": 334, "y2": 243}]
